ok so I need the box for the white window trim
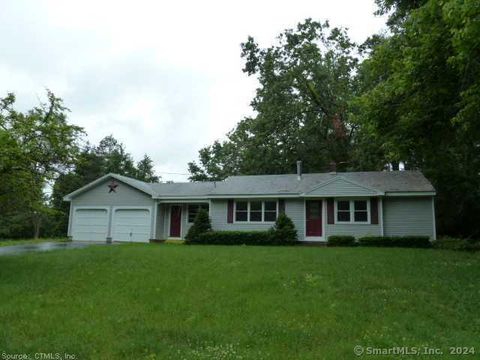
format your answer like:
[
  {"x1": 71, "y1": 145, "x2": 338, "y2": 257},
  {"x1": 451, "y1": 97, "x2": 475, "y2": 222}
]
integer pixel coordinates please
[
  {"x1": 234, "y1": 200, "x2": 278, "y2": 223},
  {"x1": 187, "y1": 203, "x2": 210, "y2": 224},
  {"x1": 334, "y1": 199, "x2": 370, "y2": 224}
]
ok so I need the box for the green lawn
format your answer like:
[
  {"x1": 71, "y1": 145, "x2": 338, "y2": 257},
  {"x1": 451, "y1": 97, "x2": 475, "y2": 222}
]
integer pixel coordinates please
[
  {"x1": 0, "y1": 238, "x2": 68, "y2": 247},
  {"x1": 0, "y1": 244, "x2": 479, "y2": 359}
]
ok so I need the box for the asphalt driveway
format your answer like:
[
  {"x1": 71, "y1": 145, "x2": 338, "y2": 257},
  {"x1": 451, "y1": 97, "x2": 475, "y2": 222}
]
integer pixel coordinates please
[{"x1": 0, "y1": 241, "x2": 108, "y2": 256}]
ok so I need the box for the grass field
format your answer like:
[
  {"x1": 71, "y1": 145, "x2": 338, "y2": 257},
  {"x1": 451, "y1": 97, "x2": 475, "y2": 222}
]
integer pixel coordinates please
[
  {"x1": 0, "y1": 244, "x2": 479, "y2": 359},
  {"x1": 0, "y1": 238, "x2": 67, "y2": 247}
]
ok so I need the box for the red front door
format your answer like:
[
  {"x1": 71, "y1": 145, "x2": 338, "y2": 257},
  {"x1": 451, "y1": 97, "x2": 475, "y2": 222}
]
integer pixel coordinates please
[
  {"x1": 306, "y1": 200, "x2": 323, "y2": 237},
  {"x1": 170, "y1": 205, "x2": 182, "y2": 237}
]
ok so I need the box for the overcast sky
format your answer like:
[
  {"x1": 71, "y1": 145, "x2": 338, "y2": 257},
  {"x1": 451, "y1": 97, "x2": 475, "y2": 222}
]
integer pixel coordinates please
[{"x1": 0, "y1": 0, "x2": 386, "y2": 181}]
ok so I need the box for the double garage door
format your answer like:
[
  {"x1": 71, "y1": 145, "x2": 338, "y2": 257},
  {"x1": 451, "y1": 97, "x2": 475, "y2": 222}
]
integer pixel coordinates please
[{"x1": 71, "y1": 208, "x2": 151, "y2": 242}]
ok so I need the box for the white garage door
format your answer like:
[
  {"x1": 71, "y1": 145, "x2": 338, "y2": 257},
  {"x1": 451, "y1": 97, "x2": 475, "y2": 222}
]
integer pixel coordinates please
[
  {"x1": 112, "y1": 208, "x2": 151, "y2": 242},
  {"x1": 72, "y1": 208, "x2": 109, "y2": 241}
]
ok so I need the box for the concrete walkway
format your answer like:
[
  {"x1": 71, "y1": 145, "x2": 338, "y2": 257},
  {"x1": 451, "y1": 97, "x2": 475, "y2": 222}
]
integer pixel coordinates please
[{"x1": 0, "y1": 241, "x2": 108, "y2": 256}]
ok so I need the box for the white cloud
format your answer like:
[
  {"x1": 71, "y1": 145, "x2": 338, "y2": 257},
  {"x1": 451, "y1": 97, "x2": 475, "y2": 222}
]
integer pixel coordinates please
[{"x1": 0, "y1": 0, "x2": 386, "y2": 181}]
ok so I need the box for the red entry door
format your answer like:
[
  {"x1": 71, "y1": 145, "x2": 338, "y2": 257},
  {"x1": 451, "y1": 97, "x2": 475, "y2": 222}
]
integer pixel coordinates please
[
  {"x1": 170, "y1": 205, "x2": 182, "y2": 237},
  {"x1": 306, "y1": 200, "x2": 323, "y2": 237}
]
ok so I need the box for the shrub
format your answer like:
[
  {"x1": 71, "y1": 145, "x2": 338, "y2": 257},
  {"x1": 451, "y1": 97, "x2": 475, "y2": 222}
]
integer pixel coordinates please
[
  {"x1": 327, "y1": 235, "x2": 356, "y2": 246},
  {"x1": 432, "y1": 237, "x2": 480, "y2": 252},
  {"x1": 358, "y1": 236, "x2": 391, "y2": 247},
  {"x1": 394, "y1": 236, "x2": 431, "y2": 248},
  {"x1": 358, "y1": 236, "x2": 431, "y2": 248},
  {"x1": 269, "y1": 213, "x2": 297, "y2": 244},
  {"x1": 185, "y1": 209, "x2": 212, "y2": 243},
  {"x1": 193, "y1": 231, "x2": 272, "y2": 245}
]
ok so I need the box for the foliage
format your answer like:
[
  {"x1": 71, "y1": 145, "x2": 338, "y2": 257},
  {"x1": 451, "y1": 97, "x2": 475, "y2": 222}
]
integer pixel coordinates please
[
  {"x1": 358, "y1": 236, "x2": 431, "y2": 248},
  {"x1": 185, "y1": 209, "x2": 212, "y2": 242},
  {"x1": 0, "y1": 91, "x2": 83, "y2": 238},
  {"x1": 189, "y1": 19, "x2": 358, "y2": 181},
  {"x1": 268, "y1": 213, "x2": 298, "y2": 244},
  {"x1": 432, "y1": 237, "x2": 480, "y2": 252},
  {"x1": 191, "y1": 231, "x2": 275, "y2": 245},
  {"x1": 354, "y1": 0, "x2": 480, "y2": 237},
  {"x1": 1, "y1": 245, "x2": 479, "y2": 357},
  {"x1": 136, "y1": 154, "x2": 160, "y2": 182},
  {"x1": 327, "y1": 235, "x2": 356, "y2": 246}
]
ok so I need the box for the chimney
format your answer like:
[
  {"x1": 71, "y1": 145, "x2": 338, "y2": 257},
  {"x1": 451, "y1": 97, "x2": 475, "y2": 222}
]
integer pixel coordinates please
[
  {"x1": 296, "y1": 160, "x2": 302, "y2": 180},
  {"x1": 329, "y1": 161, "x2": 337, "y2": 174}
]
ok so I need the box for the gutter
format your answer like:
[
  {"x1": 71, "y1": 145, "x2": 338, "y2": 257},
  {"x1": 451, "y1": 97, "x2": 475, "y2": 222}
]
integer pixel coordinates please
[{"x1": 384, "y1": 191, "x2": 436, "y2": 197}]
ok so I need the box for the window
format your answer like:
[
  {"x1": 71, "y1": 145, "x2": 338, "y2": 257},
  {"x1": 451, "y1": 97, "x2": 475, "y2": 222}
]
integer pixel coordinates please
[
  {"x1": 264, "y1": 201, "x2": 277, "y2": 222},
  {"x1": 187, "y1": 203, "x2": 209, "y2": 223},
  {"x1": 235, "y1": 200, "x2": 278, "y2": 222},
  {"x1": 337, "y1": 200, "x2": 351, "y2": 222},
  {"x1": 336, "y1": 199, "x2": 369, "y2": 223},
  {"x1": 249, "y1": 201, "x2": 262, "y2": 222},
  {"x1": 235, "y1": 201, "x2": 248, "y2": 222},
  {"x1": 354, "y1": 200, "x2": 368, "y2": 222}
]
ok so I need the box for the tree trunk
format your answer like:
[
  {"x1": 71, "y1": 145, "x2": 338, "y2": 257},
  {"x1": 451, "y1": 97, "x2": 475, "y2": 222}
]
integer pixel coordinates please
[{"x1": 33, "y1": 214, "x2": 41, "y2": 239}]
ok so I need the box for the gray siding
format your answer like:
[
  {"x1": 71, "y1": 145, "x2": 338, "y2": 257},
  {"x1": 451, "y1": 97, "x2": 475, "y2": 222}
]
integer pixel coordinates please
[
  {"x1": 325, "y1": 224, "x2": 381, "y2": 238},
  {"x1": 383, "y1": 197, "x2": 434, "y2": 238},
  {"x1": 307, "y1": 178, "x2": 378, "y2": 196},
  {"x1": 285, "y1": 199, "x2": 305, "y2": 241},
  {"x1": 73, "y1": 179, "x2": 154, "y2": 207},
  {"x1": 156, "y1": 204, "x2": 165, "y2": 239}
]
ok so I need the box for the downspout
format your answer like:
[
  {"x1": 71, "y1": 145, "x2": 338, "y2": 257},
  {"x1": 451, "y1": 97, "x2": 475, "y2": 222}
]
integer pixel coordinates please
[{"x1": 380, "y1": 197, "x2": 384, "y2": 236}]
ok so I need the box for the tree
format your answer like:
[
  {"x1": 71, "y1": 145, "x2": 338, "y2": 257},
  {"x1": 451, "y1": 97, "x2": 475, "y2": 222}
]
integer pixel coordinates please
[
  {"x1": 95, "y1": 135, "x2": 137, "y2": 176},
  {"x1": 136, "y1": 155, "x2": 160, "y2": 182},
  {"x1": 0, "y1": 90, "x2": 84, "y2": 238},
  {"x1": 185, "y1": 209, "x2": 212, "y2": 242},
  {"x1": 189, "y1": 19, "x2": 358, "y2": 180},
  {"x1": 354, "y1": 0, "x2": 480, "y2": 237},
  {"x1": 269, "y1": 213, "x2": 298, "y2": 244}
]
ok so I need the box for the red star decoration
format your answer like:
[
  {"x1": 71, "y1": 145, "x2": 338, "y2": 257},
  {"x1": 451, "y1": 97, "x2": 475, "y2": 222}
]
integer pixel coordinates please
[{"x1": 108, "y1": 180, "x2": 118, "y2": 193}]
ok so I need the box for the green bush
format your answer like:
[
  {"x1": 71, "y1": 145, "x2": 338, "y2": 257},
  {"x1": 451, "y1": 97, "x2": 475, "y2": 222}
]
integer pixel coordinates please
[
  {"x1": 432, "y1": 237, "x2": 480, "y2": 252},
  {"x1": 358, "y1": 236, "x2": 390, "y2": 247},
  {"x1": 268, "y1": 213, "x2": 297, "y2": 244},
  {"x1": 193, "y1": 231, "x2": 272, "y2": 245},
  {"x1": 185, "y1": 209, "x2": 212, "y2": 243},
  {"x1": 327, "y1": 235, "x2": 356, "y2": 246},
  {"x1": 358, "y1": 236, "x2": 431, "y2": 248}
]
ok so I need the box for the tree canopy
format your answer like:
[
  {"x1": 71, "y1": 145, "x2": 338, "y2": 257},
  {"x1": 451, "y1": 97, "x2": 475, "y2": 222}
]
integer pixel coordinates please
[
  {"x1": 0, "y1": 91, "x2": 83, "y2": 238},
  {"x1": 188, "y1": 20, "x2": 358, "y2": 181},
  {"x1": 355, "y1": 0, "x2": 480, "y2": 236}
]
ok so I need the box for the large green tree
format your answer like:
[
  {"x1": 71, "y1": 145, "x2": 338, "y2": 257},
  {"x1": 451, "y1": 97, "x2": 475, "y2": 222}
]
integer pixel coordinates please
[
  {"x1": 189, "y1": 19, "x2": 358, "y2": 181},
  {"x1": 136, "y1": 154, "x2": 160, "y2": 182},
  {"x1": 0, "y1": 91, "x2": 83, "y2": 238},
  {"x1": 354, "y1": 0, "x2": 480, "y2": 237}
]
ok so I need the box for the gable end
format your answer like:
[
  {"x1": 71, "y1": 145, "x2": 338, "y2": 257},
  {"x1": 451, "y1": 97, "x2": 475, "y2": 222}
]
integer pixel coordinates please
[{"x1": 304, "y1": 176, "x2": 383, "y2": 197}]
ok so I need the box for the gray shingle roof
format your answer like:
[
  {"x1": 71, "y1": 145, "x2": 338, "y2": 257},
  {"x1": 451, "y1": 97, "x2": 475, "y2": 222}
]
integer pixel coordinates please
[
  {"x1": 64, "y1": 171, "x2": 435, "y2": 200},
  {"x1": 148, "y1": 171, "x2": 435, "y2": 198},
  {"x1": 113, "y1": 173, "x2": 156, "y2": 196},
  {"x1": 149, "y1": 182, "x2": 217, "y2": 197}
]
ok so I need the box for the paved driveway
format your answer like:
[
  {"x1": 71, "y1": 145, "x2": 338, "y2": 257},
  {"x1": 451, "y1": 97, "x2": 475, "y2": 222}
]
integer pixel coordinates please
[{"x1": 0, "y1": 241, "x2": 108, "y2": 256}]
